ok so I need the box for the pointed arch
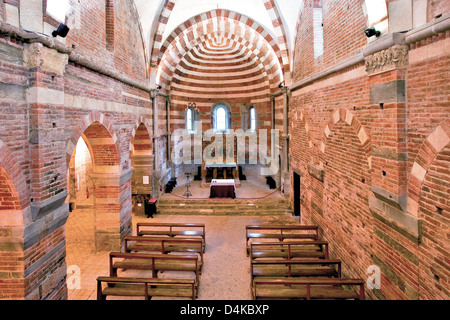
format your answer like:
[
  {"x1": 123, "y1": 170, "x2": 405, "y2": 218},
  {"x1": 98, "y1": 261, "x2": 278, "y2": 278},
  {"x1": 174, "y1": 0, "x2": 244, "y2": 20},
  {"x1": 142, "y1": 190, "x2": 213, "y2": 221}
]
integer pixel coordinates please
[
  {"x1": 408, "y1": 119, "x2": 450, "y2": 216},
  {"x1": 320, "y1": 108, "x2": 372, "y2": 169}
]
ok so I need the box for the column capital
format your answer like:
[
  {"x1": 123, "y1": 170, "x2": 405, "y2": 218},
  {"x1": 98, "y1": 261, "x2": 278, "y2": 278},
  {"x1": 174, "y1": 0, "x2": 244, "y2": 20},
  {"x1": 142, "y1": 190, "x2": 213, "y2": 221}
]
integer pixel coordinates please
[{"x1": 363, "y1": 33, "x2": 409, "y2": 76}]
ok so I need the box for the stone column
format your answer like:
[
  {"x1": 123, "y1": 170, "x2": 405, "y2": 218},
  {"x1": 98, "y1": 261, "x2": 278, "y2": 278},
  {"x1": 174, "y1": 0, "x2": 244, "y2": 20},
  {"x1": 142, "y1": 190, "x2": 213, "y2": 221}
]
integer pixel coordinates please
[
  {"x1": 150, "y1": 89, "x2": 160, "y2": 198},
  {"x1": 281, "y1": 87, "x2": 291, "y2": 195}
]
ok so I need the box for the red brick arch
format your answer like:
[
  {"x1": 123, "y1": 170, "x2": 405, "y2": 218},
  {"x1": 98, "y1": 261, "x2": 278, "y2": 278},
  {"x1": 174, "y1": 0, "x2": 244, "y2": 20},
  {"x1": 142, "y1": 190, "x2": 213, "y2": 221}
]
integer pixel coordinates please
[
  {"x1": 0, "y1": 138, "x2": 26, "y2": 300},
  {"x1": 66, "y1": 111, "x2": 120, "y2": 167},
  {"x1": 0, "y1": 139, "x2": 29, "y2": 210}
]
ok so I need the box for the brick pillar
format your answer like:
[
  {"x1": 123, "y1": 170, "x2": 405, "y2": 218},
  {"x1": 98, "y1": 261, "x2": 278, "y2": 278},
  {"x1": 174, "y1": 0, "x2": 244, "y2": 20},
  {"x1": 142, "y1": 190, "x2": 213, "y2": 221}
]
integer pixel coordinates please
[
  {"x1": 364, "y1": 34, "x2": 420, "y2": 238},
  {"x1": 364, "y1": 33, "x2": 420, "y2": 300},
  {"x1": 23, "y1": 42, "x2": 70, "y2": 300},
  {"x1": 90, "y1": 168, "x2": 133, "y2": 252}
]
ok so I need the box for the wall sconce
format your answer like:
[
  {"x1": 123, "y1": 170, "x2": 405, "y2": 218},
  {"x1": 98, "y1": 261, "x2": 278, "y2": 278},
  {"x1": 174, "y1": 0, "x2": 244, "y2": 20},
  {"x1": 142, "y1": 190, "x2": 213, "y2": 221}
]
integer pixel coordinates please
[
  {"x1": 364, "y1": 26, "x2": 380, "y2": 38},
  {"x1": 156, "y1": 85, "x2": 162, "y2": 90},
  {"x1": 278, "y1": 82, "x2": 284, "y2": 89},
  {"x1": 52, "y1": 24, "x2": 70, "y2": 38}
]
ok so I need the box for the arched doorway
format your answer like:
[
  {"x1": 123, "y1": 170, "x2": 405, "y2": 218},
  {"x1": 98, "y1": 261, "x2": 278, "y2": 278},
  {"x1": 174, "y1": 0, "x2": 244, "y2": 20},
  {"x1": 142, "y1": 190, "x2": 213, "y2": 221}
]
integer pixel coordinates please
[
  {"x1": 130, "y1": 123, "x2": 152, "y2": 217},
  {"x1": 65, "y1": 120, "x2": 124, "y2": 299}
]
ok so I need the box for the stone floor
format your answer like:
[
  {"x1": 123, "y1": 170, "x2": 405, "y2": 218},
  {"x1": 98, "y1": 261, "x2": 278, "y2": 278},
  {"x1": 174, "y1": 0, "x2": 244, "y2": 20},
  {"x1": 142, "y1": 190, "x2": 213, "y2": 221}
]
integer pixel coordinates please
[{"x1": 65, "y1": 178, "x2": 297, "y2": 300}]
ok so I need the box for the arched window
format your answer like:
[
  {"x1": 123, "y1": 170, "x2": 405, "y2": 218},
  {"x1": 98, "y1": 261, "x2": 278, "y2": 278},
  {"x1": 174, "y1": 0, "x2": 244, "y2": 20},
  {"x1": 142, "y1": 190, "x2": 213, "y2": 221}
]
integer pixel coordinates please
[
  {"x1": 212, "y1": 103, "x2": 231, "y2": 132},
  {"x1": 46, "y1": 0, "x2": 70, "y2": 22},
  {"x1": 249, "y1": 107, "x2": 256, "y2": 131},
  {"x1": 216, "y1": 107, "x2": 227, "y2": 131},
  {"x1": 186, "y1": 107, "x2": 194, "y2": 132},
  {"x1": 313, "y1": 0, "x2": 324, "y2": 58}
]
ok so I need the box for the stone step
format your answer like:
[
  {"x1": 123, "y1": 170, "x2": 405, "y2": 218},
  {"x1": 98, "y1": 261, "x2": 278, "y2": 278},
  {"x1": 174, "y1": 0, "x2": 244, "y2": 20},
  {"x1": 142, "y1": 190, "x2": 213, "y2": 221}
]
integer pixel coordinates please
[
  {"x1": 156, "y1": 208, "x2": 293, "y2": 216},
  {"x1": 157, "y1": 204, "x2": 290, "y2": 211},
  {"x1": 154, "y1": 197, "x2": 292, "y2": 216}
]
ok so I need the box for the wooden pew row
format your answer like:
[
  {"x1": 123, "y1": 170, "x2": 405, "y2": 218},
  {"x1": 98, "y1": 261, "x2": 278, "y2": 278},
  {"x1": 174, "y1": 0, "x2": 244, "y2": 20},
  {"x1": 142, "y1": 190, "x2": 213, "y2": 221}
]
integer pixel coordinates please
[
  {"x1": 250, "y1": 241, "x2": 329, "y2": 261},
  {"x1": 103, "y1": 252, "x2": 200, "y2": 299},
  {"x1": 251, "y1": 259, "x2": 342, "y2": 281},
  {"x1": 246, "y1": 225, "x2": 319, "y2": 256},
  {"x1": 97, "y1": 277, "x2": 197, "y2": 300},
  {"x1": 253, "y1": 278, "x2": 365, "y2": 300},
  {"x1": 124, "y1": 236, "x2": 204, "y2": 273},
  {"x1": 137, "y1": 222, "x2": 206, "y2": 252}
]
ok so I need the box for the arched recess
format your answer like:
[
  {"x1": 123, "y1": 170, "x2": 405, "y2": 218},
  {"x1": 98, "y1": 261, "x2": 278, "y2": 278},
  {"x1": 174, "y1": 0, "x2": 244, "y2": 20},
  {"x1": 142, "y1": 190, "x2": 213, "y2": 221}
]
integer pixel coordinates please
[
  {"x1": 130, "y1": 122, "x2": 153, "y2": 217},
  {"x1": 65, "y1": 112, "x2": 128, "y2": 253},
  {"x1": 320, "y1": 108, "x2": 373, "y2": 283},
  {"x1": 408, "y1": 120, "x2": 450, "y2": 299},
  {"x1": 0, "y1": 139, "x2": 27, "y2": 299}
]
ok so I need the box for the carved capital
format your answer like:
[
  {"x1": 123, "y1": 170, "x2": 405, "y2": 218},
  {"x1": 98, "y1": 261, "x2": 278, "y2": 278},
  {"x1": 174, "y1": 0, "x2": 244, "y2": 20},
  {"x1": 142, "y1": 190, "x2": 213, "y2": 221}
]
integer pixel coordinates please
[{"x1": 365, "y1": 44, "x2": 409, "y2": 75}]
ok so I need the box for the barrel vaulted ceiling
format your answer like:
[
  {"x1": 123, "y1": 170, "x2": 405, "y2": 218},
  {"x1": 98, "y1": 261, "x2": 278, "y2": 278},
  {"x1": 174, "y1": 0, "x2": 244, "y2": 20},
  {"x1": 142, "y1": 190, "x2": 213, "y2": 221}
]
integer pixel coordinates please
[{"x1": 133, "y1": 0, "x2": 304, "y2": 88}]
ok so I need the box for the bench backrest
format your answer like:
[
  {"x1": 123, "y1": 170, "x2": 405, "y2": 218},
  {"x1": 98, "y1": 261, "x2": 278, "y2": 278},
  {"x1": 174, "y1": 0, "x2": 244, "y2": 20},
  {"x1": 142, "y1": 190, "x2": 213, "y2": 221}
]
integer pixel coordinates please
[
  {"x1": 250, "y1": 259, "x2": 341, "y2": 278},
  {"x1": 109, "y1": 252, "x2": 199, "y2": 282},
  {"x1": 250, "y1": 241, "x2": 329, "y2": 260},
  {"x1": 124, "y1": 236, "x2": 203, "y2": 259},
  {"x1": 253, "y1": 278, "x2": 365, "y2": 300},
  {"x1": 137, "y1": 223, "x2": 205, "y2": 237},
  {"x1": 246, "y1": 225, "x2": 319, "y2": 243}
]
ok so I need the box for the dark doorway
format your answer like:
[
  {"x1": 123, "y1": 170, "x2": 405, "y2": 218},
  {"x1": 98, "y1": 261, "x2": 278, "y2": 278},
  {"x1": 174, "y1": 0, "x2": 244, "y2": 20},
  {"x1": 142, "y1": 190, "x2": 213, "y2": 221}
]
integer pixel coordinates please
[{"x1": 293, "y1": 172, "x2": 301, "y2": 218}]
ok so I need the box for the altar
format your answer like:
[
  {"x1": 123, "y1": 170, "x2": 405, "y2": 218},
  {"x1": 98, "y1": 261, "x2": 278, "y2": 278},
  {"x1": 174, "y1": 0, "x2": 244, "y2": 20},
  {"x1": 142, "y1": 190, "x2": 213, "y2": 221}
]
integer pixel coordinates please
[{"x1": 209, "y1": 179, "x2": 236, "y2": 198}]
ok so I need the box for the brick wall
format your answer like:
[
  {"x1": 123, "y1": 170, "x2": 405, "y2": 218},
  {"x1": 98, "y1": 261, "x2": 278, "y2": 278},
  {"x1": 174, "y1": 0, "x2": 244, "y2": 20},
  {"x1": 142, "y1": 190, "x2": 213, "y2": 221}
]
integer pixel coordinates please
[
  {"x1": 0, "y1": 0, "x2": 153, "y2": 299},
  {"x1": 292, "y1": 0, "x2": 367, "y2": 82},
  {"x1": 63, "y1": 0, "x2": 148, "y2": 83},
  {"x1": 289, "y1": 1, "x2": 450, "y2": 300}
]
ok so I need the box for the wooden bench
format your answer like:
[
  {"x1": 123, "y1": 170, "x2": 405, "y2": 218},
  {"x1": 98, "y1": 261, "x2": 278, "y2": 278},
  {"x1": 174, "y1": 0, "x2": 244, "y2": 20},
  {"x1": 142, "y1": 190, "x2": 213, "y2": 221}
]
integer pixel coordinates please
[
  {"x1": 136, "y1": 223, "x2": 206, "y2": 252},
  {"x1": 124, "y1": 236, "x2": 204, "y2": 272},
  {"x1": 246, "y1": 225, "x2": 320, "y2": 256},
  {"x1": 253, "y1": 278, "x2": 365, "y2": 300},
  {"x1": 97, "y1": 277, "x2": 196, "y2": 300},
  {"x1": 250, "y1": 241, "x2": 329, "y2": 261},
  {"x1": 251, "y1": 259, "x2": 342, "y2": 282},
  {"x1": 109, "y1": 252, "x2": 200, "y2": 297}
]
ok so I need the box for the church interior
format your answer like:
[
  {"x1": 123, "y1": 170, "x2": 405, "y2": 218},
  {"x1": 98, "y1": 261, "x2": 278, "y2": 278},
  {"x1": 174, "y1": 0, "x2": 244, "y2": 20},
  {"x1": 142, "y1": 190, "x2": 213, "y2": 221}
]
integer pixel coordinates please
[{"x1": 0, "y1": 0, "x2": 449, "y2": 301}]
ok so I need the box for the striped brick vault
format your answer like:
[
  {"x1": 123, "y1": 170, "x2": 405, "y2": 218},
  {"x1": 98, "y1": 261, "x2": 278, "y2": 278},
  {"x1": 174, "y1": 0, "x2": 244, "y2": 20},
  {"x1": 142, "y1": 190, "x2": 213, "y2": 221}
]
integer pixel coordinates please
[{"x1": 156, "y1": 10, "x2": 285, "y2": 92}]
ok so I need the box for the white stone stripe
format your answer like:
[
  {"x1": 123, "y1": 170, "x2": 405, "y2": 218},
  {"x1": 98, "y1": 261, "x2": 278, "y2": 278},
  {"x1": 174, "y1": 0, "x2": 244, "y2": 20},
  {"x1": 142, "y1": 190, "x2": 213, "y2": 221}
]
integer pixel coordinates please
[
  {"x1": 426, "y1": 125, "x2": 449, "y2": 153},
  {"x1": 411, "y1": 162, "x2": 427, "y2": 182},
  {"x1": 191, "y1": 45, "x2": 248, "y2": 60},
  {"x1": 64, "y1": 94, "x2": 152, "y2": 115},
  {"x1": 172, "y1": 73, "x2": 267, "y2": 85},
  {"x1": 121, "y1": 91, "x2": 151, "y2": 102},
  {"x1": 170, "y1": 82, "x2": 269, "y2": 92},
  {"x1": 176, "y1": 64, "x2": 266, "y2": 77},
  {"x1": 26, "y1": 87, "x2": 64, "y2": 105},
  {"x1": 170, "y1": 89, "x2": 270, "y2": 99},
  {"x1": 180, "y1": 55, "x2": 259, "y2": 71}
]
